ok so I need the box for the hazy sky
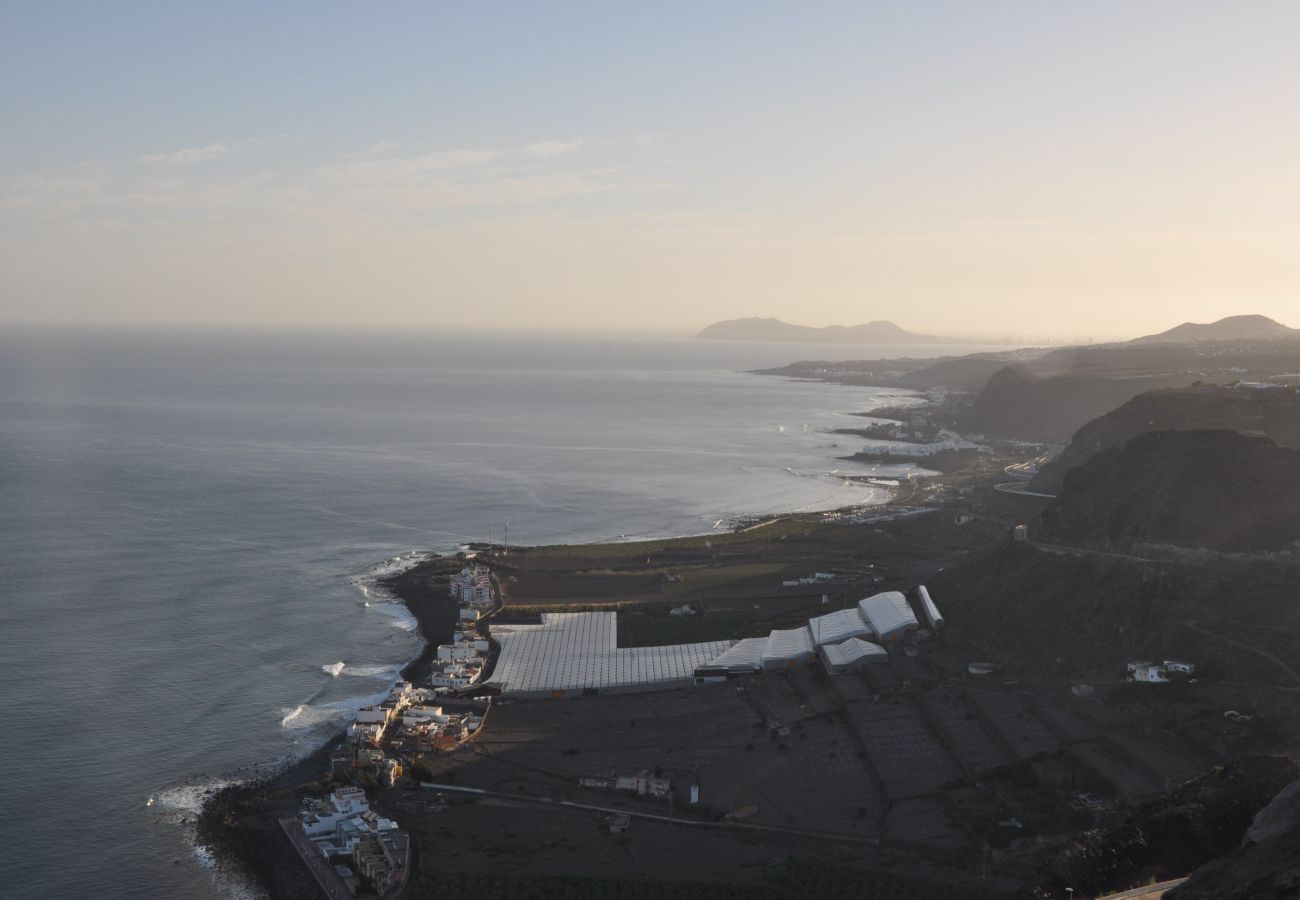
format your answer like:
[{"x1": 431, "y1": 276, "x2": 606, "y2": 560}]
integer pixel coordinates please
[{"x1": 4, "y1": 2, "x2": 1300, "y2": 339}]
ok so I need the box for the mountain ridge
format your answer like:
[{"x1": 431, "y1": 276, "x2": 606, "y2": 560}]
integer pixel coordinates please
[
  {"x1": 697, "y1": 316, "x2": 960, "y2": 343},
  {"x1": 1130, "y1": 314, "x2": 1296, "y2": 344}
]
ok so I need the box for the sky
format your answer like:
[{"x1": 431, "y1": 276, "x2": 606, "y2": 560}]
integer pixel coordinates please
[{"x1": 3, "y1": 2, "x2": 1300, "y2": 340}]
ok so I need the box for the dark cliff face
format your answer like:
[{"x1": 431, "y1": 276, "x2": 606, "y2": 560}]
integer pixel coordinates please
[
  {"x1": 1031, "y1": 386, "x2": 1300, "y2": 494},
  {"x1": 1040, "y1": 430, "x2": 1300, "y2": 553},
  {"x1": 1169, "y1": 777, "x2": 1300, "y2": 899},
  {"x1": 1022, "y1": 757, "x2": 1300, "y2": 900}
]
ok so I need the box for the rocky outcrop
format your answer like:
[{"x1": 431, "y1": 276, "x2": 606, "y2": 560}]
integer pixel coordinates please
[
  {"x1": 1021, "y1": 757, "x2": 1300, "y2": 900},
  {"x1": 1168, "y1": 777, "x2": 1300, "y2": 899},
  {"x1": 1040, "y1": 430, "x2": 1300, "y2": 553}
]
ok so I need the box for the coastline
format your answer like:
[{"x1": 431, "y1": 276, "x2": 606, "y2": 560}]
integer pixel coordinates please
[
  {"x1": 193, "y1": 554, "x2": 466, "y2": 899},
  {"x1": 192, "y1": 385, "x2": 1001, "y2": 898}
]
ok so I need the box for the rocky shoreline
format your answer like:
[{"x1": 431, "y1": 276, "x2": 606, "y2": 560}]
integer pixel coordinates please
[{"x1": 194, "y1": 555, "x2": 464, "y2": 899}]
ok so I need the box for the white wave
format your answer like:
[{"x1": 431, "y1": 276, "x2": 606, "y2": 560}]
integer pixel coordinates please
[
  {"x1": 322, "y1": 661, "x2": 346, "y2": 677},
  {"x1": 341, "y1": 663, "x2": 403, "y2": 679},
  {"x1": 153, "y1": 778, "x2": 240, "y2": 817},
  {"x1": 279, "y1": 688, "x2": 393, "y2": 735},
  {"x1": 153, "y1": 777, "x2": 269, "y2": 900}
]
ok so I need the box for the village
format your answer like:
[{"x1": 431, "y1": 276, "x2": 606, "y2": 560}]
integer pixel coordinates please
[{"x1": 280, "y1": 564, "x2": 497, "y2": 898}]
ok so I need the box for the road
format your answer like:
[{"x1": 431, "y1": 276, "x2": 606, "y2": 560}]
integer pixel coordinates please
[
  {"x1": 1096, "y1": 877, "x2": 1187, "y2": 899},
  {"x1": 994, "y1": 482, "x2": 1057, "y2": 498},
  {"x1": 418, "y1": 781, "x2": 878, "y2": 845},
  {"x1": 1183, "y1": 621, "x2": 1300, "y2": 688}
]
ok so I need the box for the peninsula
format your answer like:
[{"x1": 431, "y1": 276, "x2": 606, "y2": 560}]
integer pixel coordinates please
[{"x1": 697, "y1": 316, "x2": 960, "y2": 344}]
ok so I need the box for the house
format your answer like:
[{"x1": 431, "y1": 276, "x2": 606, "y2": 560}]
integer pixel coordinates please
[
  {"x1": 298, "y1": 786, "x2": 370, "y2": 837},
  {"x1": 1129, "y1": 664, "x2": 1170, "y2": 683}
]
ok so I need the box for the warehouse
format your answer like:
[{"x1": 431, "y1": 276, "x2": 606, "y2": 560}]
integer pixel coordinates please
[
  {"x1": 760, "y1": 627, "x2": 815, "y2": 671},
  {"x1": 487, "y1": 612, "x2": 731, "y2": 698},
  {"x1": 703, "y1": 637, "x2": 768, "y2": 673},
  {"x1": 807, "y1": 607, "x2": 872, "y2": 647},
  {"x1": 858, "y1": 591, "x2": 918, "y2": 641},
  {"x1": 820, "y1": 637, "x2": 888, "y2": 673}
]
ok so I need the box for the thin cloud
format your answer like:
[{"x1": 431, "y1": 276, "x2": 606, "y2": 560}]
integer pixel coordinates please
[
  {"x1": 137, "y1": 142, "x2": 237, "y2": 166},
  {"x1": 524, "y1": 139, "x2": 583, "y2": 159}
]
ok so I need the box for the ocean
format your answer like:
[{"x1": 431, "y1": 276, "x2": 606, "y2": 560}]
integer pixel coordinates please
[{"x1": 0, "y1": 329, "x2": 1006, "y2": 898}]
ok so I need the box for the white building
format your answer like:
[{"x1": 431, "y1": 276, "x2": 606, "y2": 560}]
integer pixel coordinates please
[
  {"x1": 820, "y1": 637, "x2": 888, "y2": 673},
  {"x1": 1130, "y1": 664, "x2": 1170, "y2": 683},
  {"x1": 704, "y1": 637, "x2": 768, "y2": 673},
  {"x1": 448, "y1": 565, "x2": 493, "y2": 605},
  {"x1": 298, "y1": 786, "x2": 370, "y2": 837},
  {"x1": 487, "y1": 611, "x2": 730, "y2": 697},
  {"x1": 436, "y1": 642, "x2": 482, "y2": 662},
  {"x1": 858, "y1": 591, "x2": 918, "y2": 641},
  {"x1": 760, "y1": 627, "x2": 815, "y2": 671},
  {"x1": 806, "y1": 607, "x2": 872, "y2": 647}
]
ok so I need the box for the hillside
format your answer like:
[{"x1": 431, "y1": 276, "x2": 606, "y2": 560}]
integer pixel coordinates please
[
  {"x1": 1040, "y1": 430, "x2": 1300, "y2": 553},
  {"x1": 1131, "y1": 315, "x2": 1297, "y2": 345},
  {"x1": 697, "y1": 317, "x2": 955, "y2": 343},
  {"x1": 930, "y1": 542, "x2": 1293, "y2": 681},
  {"x1": 1022, "y1": 757, "x2": 1300, "y2": 900},
  {"x1": 1169, "y1": 776, "x2": 1300, "y2": 899},
  {"x1": 1031, "y1": 385, "x2": 1300, "y2": 494},
  {"x1": 957, "y1": 367, "x2": 1193, "y2": 442}
]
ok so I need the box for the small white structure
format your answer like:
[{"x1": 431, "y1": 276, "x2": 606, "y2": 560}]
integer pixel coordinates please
[
  {"x1": 761, "y1": 627, "x2": 815, "y2": 671},
  {"x1": 1163, "y1": 660, "x2": 1196, "y2": 675},
  {"x1": 1013, "y1": 524, "x2": 1029, "y2": 542},
  {"x1": 858, "y1": 591, "x2": 918, "y2": 641},
  {"x1": 807, "y1": 607, "x2": 872, "y2": 647},
  {"x1": 1130, "y1": 664, "x2": 1170, "y2": 683},
  {"x1": 917, "y1": 585, "x2": 944, "y2": 631},
  {"x1": 820, "y1": 637, "x2": 888, "y2": 673}
]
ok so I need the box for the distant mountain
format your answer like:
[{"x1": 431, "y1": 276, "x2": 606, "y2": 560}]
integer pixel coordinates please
[
  {"x1": 1130, "y1": 314, "x2": 1297, "y2": 344},
  {"x1": 697, "y1": 317, "x2": 957, "y2": 343}
]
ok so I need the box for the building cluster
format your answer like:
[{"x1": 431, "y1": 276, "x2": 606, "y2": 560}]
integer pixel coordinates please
[
  {"x1": 1127, "y1": 659, "x2": 1196, "y2": 684},
  {"x1": 333, "y1": 680, "x2": 483, "y2": 784},
  {"x1": 296, "y1": 785, "x2": 410, "y2": 896},
  {"x1": 579, "y1": 769, "x2": 673, "y2": 799},
  {"x1": 780, "y1": 571, "x2": 838, "y2": 588},
  {"x1": 429, "y1": 620, "x2": 491, "y2": 689},
  {"x1": 448, "y1": 564, "x2": 494, "y2": 606},
  {"x1": 389, "y1": 702, "x2": 484, "y2": 756},
  {"x1": 485, "y1": 586, "x2": 944, "y2": 696},
  {"x1": 701, "y1": 586, "x2": 943, "y2": 678}
]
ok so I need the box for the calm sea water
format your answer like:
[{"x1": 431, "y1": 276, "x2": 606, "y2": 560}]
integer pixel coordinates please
[{"x1": 0, "y1": 329, "x2": 1006, "y2": 898}]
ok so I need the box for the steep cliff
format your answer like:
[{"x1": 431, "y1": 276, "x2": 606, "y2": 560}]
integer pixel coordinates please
[{"x1": 1040, "y1": 430, "x2": 1300, "y2": 553}]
